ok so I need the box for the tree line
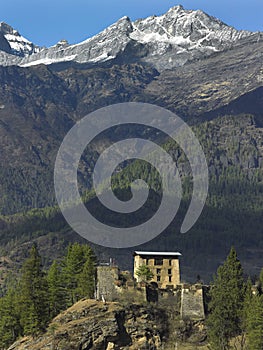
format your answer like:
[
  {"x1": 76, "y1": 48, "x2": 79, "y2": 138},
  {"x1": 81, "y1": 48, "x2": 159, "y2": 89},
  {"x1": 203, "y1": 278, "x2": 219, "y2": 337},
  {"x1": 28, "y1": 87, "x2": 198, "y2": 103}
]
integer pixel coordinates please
[{"x1": 0, "y1": 242, "x2": 96, "y2": 349}]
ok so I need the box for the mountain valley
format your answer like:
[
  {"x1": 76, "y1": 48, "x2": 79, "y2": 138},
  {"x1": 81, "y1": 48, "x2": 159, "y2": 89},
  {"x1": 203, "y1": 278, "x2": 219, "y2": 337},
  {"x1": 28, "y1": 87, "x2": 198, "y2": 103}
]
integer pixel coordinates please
[{"x1": 0, "y1": 5, "x2": 262, "y2": 283}]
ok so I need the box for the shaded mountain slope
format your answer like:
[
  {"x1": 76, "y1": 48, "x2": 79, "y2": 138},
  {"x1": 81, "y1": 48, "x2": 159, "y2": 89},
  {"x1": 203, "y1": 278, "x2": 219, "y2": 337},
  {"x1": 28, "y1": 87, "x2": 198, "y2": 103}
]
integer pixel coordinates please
[{"x1": 144, "y1": 36, "x2": 263, "y2": 119}]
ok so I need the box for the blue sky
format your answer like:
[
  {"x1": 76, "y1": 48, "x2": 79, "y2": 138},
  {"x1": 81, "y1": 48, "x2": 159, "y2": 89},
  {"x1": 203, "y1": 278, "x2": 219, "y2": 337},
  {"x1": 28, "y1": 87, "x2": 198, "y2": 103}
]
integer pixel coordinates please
[{"x1": 1, "y1": 0, "x2": 262, "y2": 47}]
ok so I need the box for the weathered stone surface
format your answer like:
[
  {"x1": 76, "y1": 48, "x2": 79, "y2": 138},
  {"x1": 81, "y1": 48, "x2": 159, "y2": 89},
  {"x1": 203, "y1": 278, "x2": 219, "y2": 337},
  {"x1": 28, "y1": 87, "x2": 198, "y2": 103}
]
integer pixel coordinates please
[
  {"x1": 97, "y1": 266, "x2": 121, "y2": 302},
  {"x1": 8, "y1": 299, "x2": 169, "y2": 350},
  {"x1": 180, "y1": 285, "x2": 205, "y2": 320}
]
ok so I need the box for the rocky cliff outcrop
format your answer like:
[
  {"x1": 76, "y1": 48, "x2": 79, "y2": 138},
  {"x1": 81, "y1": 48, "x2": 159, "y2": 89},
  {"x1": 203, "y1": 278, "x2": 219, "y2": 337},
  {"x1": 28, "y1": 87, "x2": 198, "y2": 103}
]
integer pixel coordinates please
[
  {"x1": 7, "y1": 298, "x2": 209, "y2": 350},
  {"x1": 8, "y1": 300, "x2": 168, "y2": 350}
]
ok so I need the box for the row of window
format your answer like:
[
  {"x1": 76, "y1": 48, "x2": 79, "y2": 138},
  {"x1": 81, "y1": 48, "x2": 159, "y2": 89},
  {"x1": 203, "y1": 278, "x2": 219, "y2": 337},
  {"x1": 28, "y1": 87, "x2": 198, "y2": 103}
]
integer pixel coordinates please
[{"x1": 146, "y1": 258, "x2": 173, "y2": 266}]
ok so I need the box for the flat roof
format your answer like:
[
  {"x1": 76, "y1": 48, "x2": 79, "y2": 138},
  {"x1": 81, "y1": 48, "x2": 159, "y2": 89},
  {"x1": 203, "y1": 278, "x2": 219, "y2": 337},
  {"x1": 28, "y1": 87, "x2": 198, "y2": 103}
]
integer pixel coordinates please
[{"x1": 134, "y1": 251, "x2": 182, "y2": 257}]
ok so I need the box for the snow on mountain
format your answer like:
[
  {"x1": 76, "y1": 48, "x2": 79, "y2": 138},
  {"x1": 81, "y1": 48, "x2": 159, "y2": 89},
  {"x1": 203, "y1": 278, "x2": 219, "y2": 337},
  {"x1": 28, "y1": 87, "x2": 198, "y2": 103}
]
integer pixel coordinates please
[
  {"x1": 131, "y1": 6, "x2": 249, "y2": 50},
  {"x1": 0, "y1": 22, "x2": 41, "y2": 56},
  {"x1": 20, "y1": 16, "x2": 133, "y2": 68},
  {"x1": 0, "y1": 6, "x2": 260, "y2": 70}
]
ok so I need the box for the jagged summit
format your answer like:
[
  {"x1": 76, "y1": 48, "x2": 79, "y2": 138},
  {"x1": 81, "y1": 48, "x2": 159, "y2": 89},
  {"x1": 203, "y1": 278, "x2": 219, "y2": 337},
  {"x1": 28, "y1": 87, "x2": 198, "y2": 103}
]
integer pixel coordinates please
[
  {"x1": 0, "y1": 6, "x2": 260, "y2": 69},
  {"x1": 0, "y1": 22, "x2": 41, "y2": 57},
  {"x1": 132, "y1": 5, "x2": 250, "y2": 44}
]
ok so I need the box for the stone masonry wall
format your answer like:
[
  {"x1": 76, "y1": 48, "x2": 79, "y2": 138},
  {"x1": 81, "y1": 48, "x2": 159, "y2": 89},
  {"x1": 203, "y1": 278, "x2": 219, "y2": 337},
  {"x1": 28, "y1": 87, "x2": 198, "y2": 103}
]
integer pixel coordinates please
[
  {"x1": 96, "y1": 266, "x2": 120, "y2": 302},
  {"x1": 180, "y1": 284, "x2": 205, "y2": 320}
]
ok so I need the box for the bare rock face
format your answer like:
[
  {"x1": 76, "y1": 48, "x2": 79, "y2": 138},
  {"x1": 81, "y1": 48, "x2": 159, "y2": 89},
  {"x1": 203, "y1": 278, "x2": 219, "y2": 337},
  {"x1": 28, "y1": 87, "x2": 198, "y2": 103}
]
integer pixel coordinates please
[
  {"x1": 0, "y1": 22, "x2": 41, "y2": 66},
  {"x1": 8, "y1": 299, "x2": 168, "y2": 350},
  {"x1": 0, "y1": 6, "x2": 260, "y2": 70}
]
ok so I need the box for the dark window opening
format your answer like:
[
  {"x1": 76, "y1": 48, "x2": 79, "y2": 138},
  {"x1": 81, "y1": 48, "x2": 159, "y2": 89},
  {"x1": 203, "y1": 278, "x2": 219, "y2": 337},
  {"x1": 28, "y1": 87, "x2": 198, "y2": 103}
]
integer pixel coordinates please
[
  {"x1": 156, "y1": 268, "x2": 161, "y2": 274},
  {"x1": 168, "y1": 269, "x2": 172, "y2": 275},
  {"x1": 157, "y1": 276, "x2": 161, "y2": 282},
  {"x1": 154, "y1": 258, "x2": 163, "y2": 265},
  {"x1": 169, "y1": 276, "x2": 172, "y2": 282},
  {"x1": 169, "y1": 259, "x2": 172, "y2": 266}
]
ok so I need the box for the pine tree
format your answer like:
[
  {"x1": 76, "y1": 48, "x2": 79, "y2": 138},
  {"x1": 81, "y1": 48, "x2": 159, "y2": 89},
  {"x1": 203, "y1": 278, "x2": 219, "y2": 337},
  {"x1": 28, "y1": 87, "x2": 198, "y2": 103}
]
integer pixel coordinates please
[
  {"x1": 246, "y1": 292, "x2": 263, "y2": 349},
  {"x1": 77, "y1": 258, "x2": 95, "y2": 299},
  {"x1": 77, "y1": 245, "x2": 96, "y2": 299},
  {"x1": 62, "y1": 243, "x2": 96, "y2": 305},
  {"x1": 47, "y1": 260, "x2": 67, "y2": 318},
  {"x1": 207, "y1": 247, "x2": 245, "y2": 350},
  {"x1": 62, "y1": 243, "x2": 85, "y2": 304},
  {"x1": 19, "y1": 244, "x2": 49, "y2": 336},
  {"x1": 239, "y1": 278, "x2": 253, "y2": 349},
  {"x1": 0, "y1": 287, "x2": 22, "y2": 348}
]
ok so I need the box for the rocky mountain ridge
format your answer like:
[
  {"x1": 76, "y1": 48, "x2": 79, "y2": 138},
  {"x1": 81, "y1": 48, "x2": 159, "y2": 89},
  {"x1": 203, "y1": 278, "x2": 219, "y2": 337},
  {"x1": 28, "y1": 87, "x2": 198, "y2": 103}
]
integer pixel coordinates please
[{"x1": 0, "y1": 5, "x2": 261, "y2": 70}]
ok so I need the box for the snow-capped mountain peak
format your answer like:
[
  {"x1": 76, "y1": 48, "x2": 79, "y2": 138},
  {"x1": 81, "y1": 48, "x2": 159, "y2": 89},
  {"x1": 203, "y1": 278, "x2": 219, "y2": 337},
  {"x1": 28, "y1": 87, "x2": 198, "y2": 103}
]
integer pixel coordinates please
[
  {"x1": 0, "y1": 6, "x2": 261, "y2": 70},
  {"x1": 0, "y1": 22, "x2": 41, "y2": 56},
  {"x1": 131, "y1": 6, "x2": 250, "y2": 47}
]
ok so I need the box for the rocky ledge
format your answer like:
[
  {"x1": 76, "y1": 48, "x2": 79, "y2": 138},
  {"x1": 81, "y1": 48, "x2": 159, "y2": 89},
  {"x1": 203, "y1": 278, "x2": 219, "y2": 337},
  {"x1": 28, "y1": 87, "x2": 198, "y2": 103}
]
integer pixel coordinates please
[{"x1": 8, "y1": 299, "x2": 168, "y2": 350}]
